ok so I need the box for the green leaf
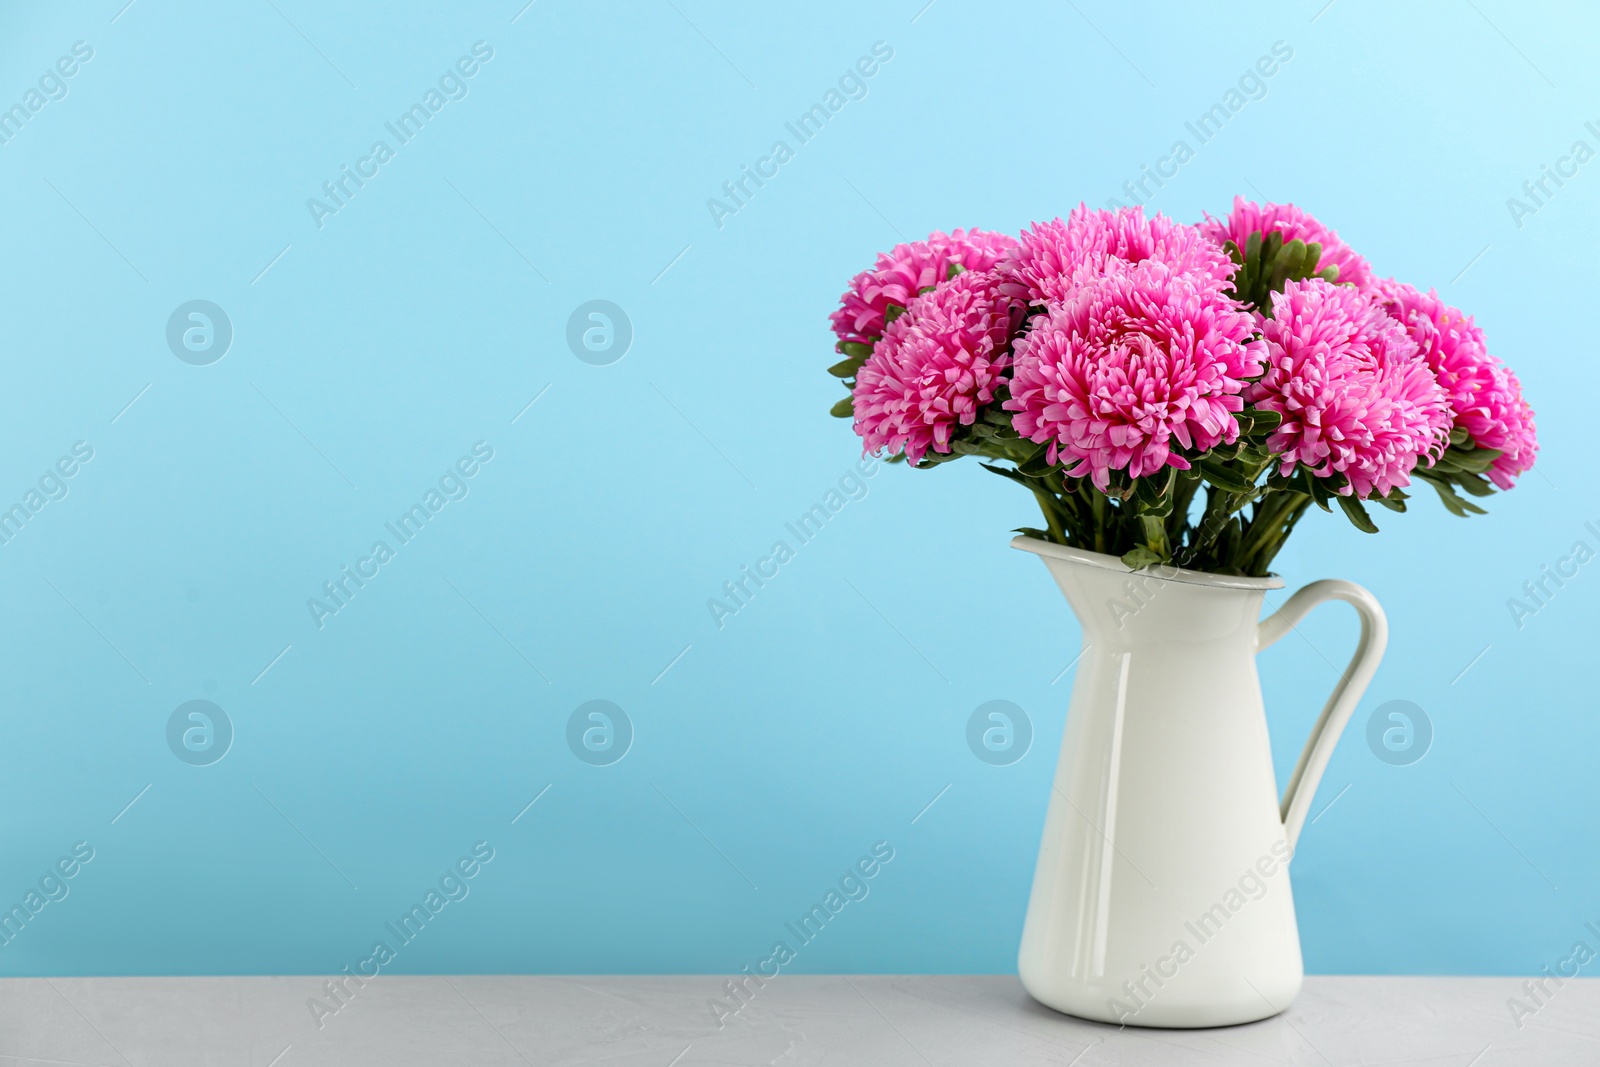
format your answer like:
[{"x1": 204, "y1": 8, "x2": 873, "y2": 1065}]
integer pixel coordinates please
[
  {"x1": 1426, "y1": 476, "x2": 1487, "y2": 516},
  {"x1": 1132, "y1": 494, "x2": 1174, "y2": 520},
  {"x1": 1369, "y1": 490, "x2": 1407, "y2": 513},
  {"x1": 883, "y1": 304, "x2": 907, "y2": 327},
  {"x1": 829, "y1": 396, "x2": 854, "y2": 418},
  {"x1": 1121, "y1": 546, "x2": 1164, "y2": 570},
  {"x1": 1237, "y1": 409, "x2": 1282, "y2": 435},
  {"x1": 1295, "y1": 469, "x2": 1335, "y2": 511},
  {"x1": 1267, "y1": 238, "x2": 1304, "y2": 292},
  {"x1": 1449, "y1": 446, "x2": 1502, "y2": 474},
  {"x1": 826, "y1": 356, "x2": 865, "y2": 378},
  {"x1": 1017, "y1": 445, "x2": 1055, "y2": 478},
  {"x1": 1337, "y1": 493, "x2": 1380, "y2": 533},
  {"x1": 1130, "y1": 468, "x2": 1177, "y2": 517},
  {"x1": 980, "y1": 462, "x2": 1033, "y2": 487},
  {"x1": 1197, "y1": 459, "x2": 1258, "y2": 494},
  {"x1": 835, "y1": 341, "x2": 873, "y2": 360},
  {"x1": 1226, "y1": 226, "x2": 1343, "y2": 313},
  {"x1": 946, "y1": 263, "x2": 966, "y2": 280},
  {"x1": 1449, "y1": 427, "x2": 1471, "y2": 448}
]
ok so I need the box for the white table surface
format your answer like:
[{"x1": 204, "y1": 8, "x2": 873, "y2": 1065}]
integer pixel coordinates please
[{"x1": 1, "y1": 975, "x2": 1593, "y2": 1066}]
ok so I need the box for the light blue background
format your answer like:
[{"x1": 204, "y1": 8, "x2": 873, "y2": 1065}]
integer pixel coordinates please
[{"x1": 0, "y1": 0, "x2": 1592, "y2": 982}]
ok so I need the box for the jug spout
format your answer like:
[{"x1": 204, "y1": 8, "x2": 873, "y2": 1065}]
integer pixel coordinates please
[{"x1": 1012, "y1": 536, "x2": 1284, "y2": 646}]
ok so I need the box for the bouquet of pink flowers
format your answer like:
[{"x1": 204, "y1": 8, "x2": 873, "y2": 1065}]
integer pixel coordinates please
[{"x1": 827, "y1": 200, "x2": 1537, "y2": 576}]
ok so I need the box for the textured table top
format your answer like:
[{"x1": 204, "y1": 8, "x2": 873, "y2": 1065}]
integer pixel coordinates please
[{"x1": 1, "y1": 974, "x2": 1593, "y2": 1066}]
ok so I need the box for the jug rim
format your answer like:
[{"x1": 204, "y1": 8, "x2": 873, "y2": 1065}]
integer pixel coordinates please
[{"x1": 1010, "y1": 536, "x2": 1286, "y2": 591}]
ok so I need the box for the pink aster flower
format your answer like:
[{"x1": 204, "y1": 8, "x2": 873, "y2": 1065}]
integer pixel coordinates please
[
  {"x1": 998, "y1": 204, "x2": 1236, "y2": 306},
  {"x1": 852, "y1": 270, "x2": 1021, "y2": 464},
  {"x1": 1004, "y1": 262, "x2": 1263, "y2": 490},
  {"x1": 1375, "y1": 280, "x2": 1536, "y2": 489},
  {"x1": 831, "y1": 229, "x2": 1018, "y2": 346},
  {"x1": 1201, "y1": 196, "x2": 1375, "y2": 291},
  {"x1": 1248, "y1": 279, "x2": 1451, "y2": 498}
]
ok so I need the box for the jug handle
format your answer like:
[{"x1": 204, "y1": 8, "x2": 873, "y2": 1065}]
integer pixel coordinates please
[{"x1": 1257, "y1": 579, "x2": 1388, "y2": 850}]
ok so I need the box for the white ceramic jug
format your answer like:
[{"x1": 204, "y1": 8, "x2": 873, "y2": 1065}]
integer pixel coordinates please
[{"x1": 1012, "y1": 536, "x2": 1386, "y2": 1028}]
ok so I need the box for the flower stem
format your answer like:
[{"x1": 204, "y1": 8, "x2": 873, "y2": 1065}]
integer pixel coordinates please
[
  {"x1": 1183, "y1": 486, "x2": 1243, "y2": 568},
  {"x1": 1140, "y1": 513, "x2": 1169, "y2": 559},
  {"x1": 1239, "y1": 495, "x2": 1313, "y2": 576},
  {"x1": 1032, "y1": 486, "x2": 1067, "y2": 545}
]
